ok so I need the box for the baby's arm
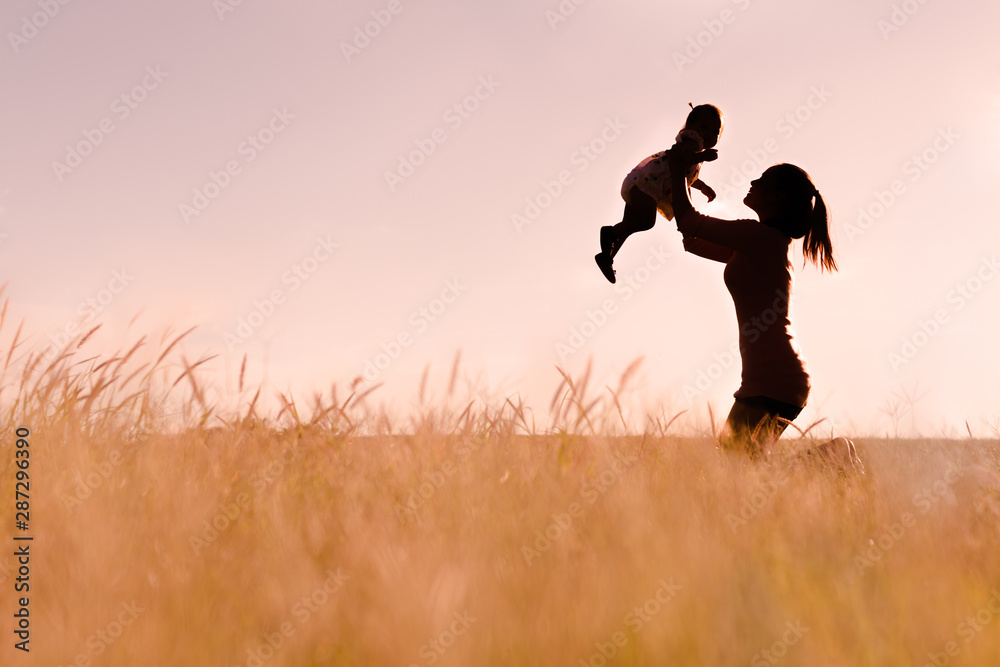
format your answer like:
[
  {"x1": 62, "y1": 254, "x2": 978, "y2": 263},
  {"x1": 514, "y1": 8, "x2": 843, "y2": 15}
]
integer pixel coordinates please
[
  {"x1": 674, "y1": 133, "x2": 718, "y2": 165},
  {"x1": 691, "y1": 178, "x2": 716, "y2": 202}
]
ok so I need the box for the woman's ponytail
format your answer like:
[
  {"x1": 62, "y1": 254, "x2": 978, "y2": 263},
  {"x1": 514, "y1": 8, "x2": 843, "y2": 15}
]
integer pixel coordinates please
[
  {"x1": 802, "y1": 191, "x2": 837, "y2": 272},
  {"x1": 769, "y1": 164, "x2": 838, "y2": 273}
]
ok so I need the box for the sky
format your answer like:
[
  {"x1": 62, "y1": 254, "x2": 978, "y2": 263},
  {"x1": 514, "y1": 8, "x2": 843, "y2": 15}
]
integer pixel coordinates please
[{"x1": 1, "y1": 0, "x2": 999, "y2": 436}]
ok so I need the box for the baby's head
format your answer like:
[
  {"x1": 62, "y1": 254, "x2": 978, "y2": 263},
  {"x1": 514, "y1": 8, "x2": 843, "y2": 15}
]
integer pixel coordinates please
[{"x1": 684, "y1": 103, "x2": 724, "y2": 148}]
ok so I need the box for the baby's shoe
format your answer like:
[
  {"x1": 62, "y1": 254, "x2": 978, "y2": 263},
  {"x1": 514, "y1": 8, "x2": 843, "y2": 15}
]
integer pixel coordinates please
[{"x1": 595, "y1": 253, "x2": 616, "y2": 284}]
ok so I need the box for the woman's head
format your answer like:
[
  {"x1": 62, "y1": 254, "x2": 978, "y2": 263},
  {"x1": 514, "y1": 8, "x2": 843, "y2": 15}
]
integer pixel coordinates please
[
  {"x1": 685, "y1": 103, "x2": 724, "y2": 149},
  {"x1": 745, "y1": 163, "x2": 837, "y2": 272}
]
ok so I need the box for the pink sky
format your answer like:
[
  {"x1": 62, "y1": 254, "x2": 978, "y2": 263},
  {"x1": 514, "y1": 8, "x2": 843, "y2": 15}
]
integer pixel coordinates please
[{"x1": 2, "y1": 0, "x2": 999, "y2": 436}]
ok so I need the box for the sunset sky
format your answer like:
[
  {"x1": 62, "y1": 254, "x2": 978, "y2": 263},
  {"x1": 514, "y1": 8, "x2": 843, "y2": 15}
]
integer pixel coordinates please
[{"x1": 2, "y1": 0, "x2": 999, "y2": 436}]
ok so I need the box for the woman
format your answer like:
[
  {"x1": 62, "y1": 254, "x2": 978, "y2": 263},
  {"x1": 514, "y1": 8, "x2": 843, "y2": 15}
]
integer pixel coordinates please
[{"x1": 665, "y1": 149, "x2": 861, "y2": 471}]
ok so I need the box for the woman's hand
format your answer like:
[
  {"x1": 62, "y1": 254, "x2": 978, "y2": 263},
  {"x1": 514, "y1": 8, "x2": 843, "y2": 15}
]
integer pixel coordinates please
[{"x1": 666, "y1": 148, "x2": 696, "y2": 222}]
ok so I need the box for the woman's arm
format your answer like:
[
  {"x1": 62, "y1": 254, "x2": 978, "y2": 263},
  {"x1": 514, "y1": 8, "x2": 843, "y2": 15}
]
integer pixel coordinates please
[
  {"x1": 666, "y1": 149, "x2": 765, "y2": 252},
  {"x1": 667, "y1": 146, "x2": 697, "y2": 222},
  {"x1": 682, "y1": 236, "x2": 732, "y2": 263}
]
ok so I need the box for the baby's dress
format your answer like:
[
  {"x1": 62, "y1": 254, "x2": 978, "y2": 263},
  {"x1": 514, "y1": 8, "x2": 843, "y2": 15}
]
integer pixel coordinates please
[{"x1": 621, "y1": 129, "x2": 703, "y2": 220}]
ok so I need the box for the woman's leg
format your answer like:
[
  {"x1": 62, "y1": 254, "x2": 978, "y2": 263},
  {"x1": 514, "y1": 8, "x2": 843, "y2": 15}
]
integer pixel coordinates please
[
  {"x1": 720, "y1": 396, "x2": 800, "y2": 459},
  {"x1": 796, "y1": 437, "x2": 865, "y2": 474}
]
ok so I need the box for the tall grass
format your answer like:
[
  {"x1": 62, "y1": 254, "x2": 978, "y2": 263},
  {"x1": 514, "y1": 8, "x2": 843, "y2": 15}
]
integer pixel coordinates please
[{"x1": 2, "y1": 291, "x2": 999, "y2": 666}]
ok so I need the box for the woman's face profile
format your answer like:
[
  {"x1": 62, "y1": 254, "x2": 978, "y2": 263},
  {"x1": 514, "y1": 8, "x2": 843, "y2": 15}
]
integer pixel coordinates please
[{"x1": 743, "y1": 167, "x2": 784, "y2": 220}]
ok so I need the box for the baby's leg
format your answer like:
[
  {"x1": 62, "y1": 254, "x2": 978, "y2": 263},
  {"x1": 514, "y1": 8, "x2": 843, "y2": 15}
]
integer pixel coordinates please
[{"x1": 610, "y1": 187, "x2": 657, "y2": 258}]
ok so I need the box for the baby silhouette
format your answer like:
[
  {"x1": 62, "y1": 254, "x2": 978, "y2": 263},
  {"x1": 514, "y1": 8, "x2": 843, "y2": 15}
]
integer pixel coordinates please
[{"x1": 596, "y1": 103, "x2": 723, "y2": 283}]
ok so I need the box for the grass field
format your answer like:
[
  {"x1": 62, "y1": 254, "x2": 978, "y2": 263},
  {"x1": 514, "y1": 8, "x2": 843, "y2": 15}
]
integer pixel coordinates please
[{"x1": 2, "y1": 316, "x2": 1000, "y2": 667}]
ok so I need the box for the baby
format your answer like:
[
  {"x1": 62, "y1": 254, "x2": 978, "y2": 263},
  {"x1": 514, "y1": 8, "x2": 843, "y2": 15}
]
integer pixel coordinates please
[{"x1": 595, "y1": 103, "x2": 724, "y2": 283}]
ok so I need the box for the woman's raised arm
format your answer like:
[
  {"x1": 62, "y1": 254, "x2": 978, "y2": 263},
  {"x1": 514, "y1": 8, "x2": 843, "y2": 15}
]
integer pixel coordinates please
[
  {"x1": 682, "y1": 236, "x2": 733, "y2": 263},
  {"x1": 666, "y1": 149, "x2": 767, "y2": 254}
]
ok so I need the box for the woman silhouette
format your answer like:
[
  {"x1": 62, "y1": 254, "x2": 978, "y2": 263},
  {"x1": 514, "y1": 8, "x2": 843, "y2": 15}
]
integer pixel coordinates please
[{"x1": 664, "y1": 150, "x2": 861, "y2": 470}]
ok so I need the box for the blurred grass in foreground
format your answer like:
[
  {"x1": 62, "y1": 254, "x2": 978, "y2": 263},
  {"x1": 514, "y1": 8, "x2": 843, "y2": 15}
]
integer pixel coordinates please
[{"x1": 1, "y1": 292, "x2": 999, "y2": 667}]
